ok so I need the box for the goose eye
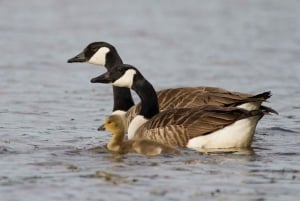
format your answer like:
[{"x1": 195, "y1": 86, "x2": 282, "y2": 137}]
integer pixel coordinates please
[
  {"x1": 92, "y1": 47, "x2": 98, "y2": 52},
  {"x1": 117, "y1": 68, "x2": 124, "y2": 73}
]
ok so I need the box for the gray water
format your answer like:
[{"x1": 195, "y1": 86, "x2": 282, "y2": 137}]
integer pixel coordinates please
[{"x1": 1, "y1": 0, "x2": 299, "y2": 200}]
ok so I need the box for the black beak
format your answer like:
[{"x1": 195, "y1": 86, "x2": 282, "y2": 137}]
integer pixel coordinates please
[
  {"x1": 90, "y1": 72, "x2": 112, "y2": 83},
  {"x1": 67, "y1": 51, "x2": 87, "y2": 63},
  {"x1": 98, "y1": 124, "x2": 105, "y2": 131}
]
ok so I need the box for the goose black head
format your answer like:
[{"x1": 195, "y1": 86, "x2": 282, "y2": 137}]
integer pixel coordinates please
[
  {"x1": 90, "y1": 64, "x2": 139, "y2": 89},
  {"x1": 67, "y1": 42, "x2": 121, "y2": 67}
]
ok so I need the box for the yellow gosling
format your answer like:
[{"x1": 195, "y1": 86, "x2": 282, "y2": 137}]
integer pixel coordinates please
[{"x1": 103, "y1": 115, "x2": 180, "y2": 156}]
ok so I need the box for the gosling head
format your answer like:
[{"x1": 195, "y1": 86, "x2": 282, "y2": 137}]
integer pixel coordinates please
[
  {"x1": 90, "y1": 64, "x2": 142, "y2": 89},
  {"x1": 67, "y1": 42, "x2": 120, "y2": 66},
  {"x1": 102, "y1": 115, "x2": 125, "y2": 134}
]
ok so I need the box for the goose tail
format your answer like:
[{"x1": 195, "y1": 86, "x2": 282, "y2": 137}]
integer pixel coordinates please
[
  {"x1": 251, "y1": 91, "x2": 272, "y2": 101},
  {"x1": 229, "y1": 91, "x2": 275, "y2": 112}
]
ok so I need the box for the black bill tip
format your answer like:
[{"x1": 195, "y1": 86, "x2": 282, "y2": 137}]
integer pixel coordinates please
[
  {"x1": 90, "y1": 77, "x2": 99, "y2": 83},
  {"x1": 90, "y1": 73, "x2": 111, "y2": 83},
  {"x1": 67, "y1": 52, "x2": 86, "y2": 63}
]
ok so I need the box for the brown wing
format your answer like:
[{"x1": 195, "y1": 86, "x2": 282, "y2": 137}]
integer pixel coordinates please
[
  {"x1": 156, "y1": 87, "x2": 268, "y2": 109},
  {"x1": 134, "y1": 106, "x2": 262, "y2": 147},
  {"x1": 125, "y1": 86, "x2": 263, "y2": 126}
]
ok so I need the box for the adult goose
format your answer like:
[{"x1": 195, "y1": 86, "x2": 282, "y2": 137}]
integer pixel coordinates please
[
  {"x1": 102, "y1": 115, "x2": 180, "y2": 156},
  {"x1": 91, "y1": 64, "x2": 275, "y2": 149},
  {"x1": 68, "y1": 42, "x2": 277, "y2": 130}
]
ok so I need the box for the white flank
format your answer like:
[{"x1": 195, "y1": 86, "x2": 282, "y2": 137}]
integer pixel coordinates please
[
  {"x1": 128, "y1": 115, "x2": 148, "y2": 139},
  {"x1": 111, "y1": 110, "x2": 128, "y2": 133},
  {"x1": 237, "y1": 102, "x2": 261, "y2": 111},
  {"x1": 187, "y1": 116, "x2": 261, "y2": 149},
  {"x1": 88, "y1": 47, "x2": 110, "y2": 65},
  {"x1": 113, "y1": 69, "x2": 136, "y2": 88}
]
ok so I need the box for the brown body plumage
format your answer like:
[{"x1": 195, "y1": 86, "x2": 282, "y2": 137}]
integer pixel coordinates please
[
  {"x1": 124, "y1": 87, "x2": 275, "y2": 132},
  {"x1": 132, "y1": 106, "x2": 264, "y2": 148}
]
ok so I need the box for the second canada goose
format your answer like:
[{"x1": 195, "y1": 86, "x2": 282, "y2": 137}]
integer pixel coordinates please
[
  {"x1": 68, "y1": 42, "x2": 277, "y2": 131},
  {"x1": 102, "y1": 115, "x2": 180, "y2": 156},
  {"x1": 91, "y1": 64, "x2": 275, "y2": 149}
]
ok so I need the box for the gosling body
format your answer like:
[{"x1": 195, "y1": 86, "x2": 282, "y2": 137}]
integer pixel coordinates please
[{"x1": 103, "y1": 115, "x2": 180, "y2": 156}]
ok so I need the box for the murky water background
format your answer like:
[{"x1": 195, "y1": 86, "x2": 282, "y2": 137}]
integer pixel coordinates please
[{"x1": 1, "y1": 0, "x2": 300, "y2": 200}]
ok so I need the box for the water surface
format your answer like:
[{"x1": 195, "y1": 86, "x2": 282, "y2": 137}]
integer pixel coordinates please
[{"x1": 0, "y1": 0, "x2": 299, "y2": 201}]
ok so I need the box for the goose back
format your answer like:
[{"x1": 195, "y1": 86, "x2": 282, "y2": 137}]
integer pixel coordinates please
[{"x1": 125, "y1": 88, "x2": 269, "y2": 131}]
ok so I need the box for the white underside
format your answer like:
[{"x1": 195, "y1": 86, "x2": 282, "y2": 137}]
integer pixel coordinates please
[
  {"x1": 88, "y1": 47, "x2": 110, "y2": 65},
  {"x1": 187, "y1": 116, "x2": 261, "y2": 149},
  {"x1": 128, "y1": 115, "x2": 148, "y2": 139},
  {"x1": 237, "y1": 102, "x2": 261, "y2": 111}
]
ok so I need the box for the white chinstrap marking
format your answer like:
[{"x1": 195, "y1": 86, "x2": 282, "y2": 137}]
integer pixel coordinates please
[
  {"x1": 128, "y1": 115, "x2": 148, "y2": 139},
  {"x1": 113, "y1": 69, "x2": 136, "y2": 88},
  {"x1": 187, "y1": 116, "x2": 261, "y2": 149},
  {"x1": 88, "y1": 47, "x2": 110, "y2": 65}
]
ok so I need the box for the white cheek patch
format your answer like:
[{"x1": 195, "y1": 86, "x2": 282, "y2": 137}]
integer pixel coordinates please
[
  {"x1": 113, "y1": 69, "x2": 136, "y2": 88},
  {"x1": 88, "y1": 47, "x2": 110, "y2": 65}
]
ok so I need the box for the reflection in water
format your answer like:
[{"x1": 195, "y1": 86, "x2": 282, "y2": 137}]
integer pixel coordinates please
[{"x1": 193, "y1": 147, "x2": 255, "y2": 155}]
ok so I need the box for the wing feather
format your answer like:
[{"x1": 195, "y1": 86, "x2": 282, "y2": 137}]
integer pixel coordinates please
[
  {"x1": 125, "y1": 87, "x2": 264, "y2": 126},
  {"x1": 133, "y1": 106, "x2": 260, "y2": 147}
]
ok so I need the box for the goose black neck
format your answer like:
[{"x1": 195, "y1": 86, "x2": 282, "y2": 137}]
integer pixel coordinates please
[
  {"x1": 112, "y1": 87, "x2": 134, "y2": 111},
  {"x1": 105, "y1": 49, "x2": 123, "y2": 69},
  {"x1": 132, "y1": 76, "x2": 159, "y2": 119},
  {"x1": 105, "y1": 51, "x2": 134, "y2": 112}
]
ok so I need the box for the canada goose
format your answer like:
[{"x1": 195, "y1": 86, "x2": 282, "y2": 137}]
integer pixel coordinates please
[
  {"x1": 91, "y1": 64, "x2": 276, "y2": 149},
  {"x1": 102, "y1": 115, "x2": 180, "y2": 156},
  {"x1": 67, "y1": 42, "x2": 277, "y2": 131}
]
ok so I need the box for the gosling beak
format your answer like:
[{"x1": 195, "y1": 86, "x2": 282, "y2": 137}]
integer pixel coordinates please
[
  {"x1": 90, "y1": 72, "x2": 111, "y2": 83},
  {"x1": 67, "y1": 51, "x2": 87, "y2": 63},
  {"x1": 98, "y1": 124, "x2": 105, "y2": 131}
]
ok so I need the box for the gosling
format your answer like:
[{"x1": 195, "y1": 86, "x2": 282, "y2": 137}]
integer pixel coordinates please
[{"x1": 101, "y1": 115, "x2": 180, "y2": 156}]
